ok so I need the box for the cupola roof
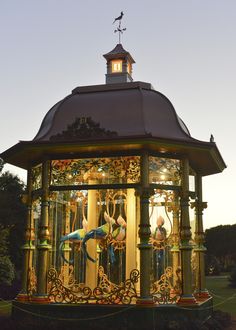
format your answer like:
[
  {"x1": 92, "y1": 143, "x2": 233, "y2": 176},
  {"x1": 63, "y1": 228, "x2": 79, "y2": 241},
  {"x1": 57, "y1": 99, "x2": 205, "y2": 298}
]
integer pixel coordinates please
[{"x1": 103, "y1": 43, "x2": 135, "y2": 63}]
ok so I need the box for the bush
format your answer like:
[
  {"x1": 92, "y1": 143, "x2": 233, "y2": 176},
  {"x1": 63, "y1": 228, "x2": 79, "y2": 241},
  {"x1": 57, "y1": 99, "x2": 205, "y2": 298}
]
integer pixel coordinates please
[
  {"x1": 228, "y1": 264, "x2": 236, "y2": 288},
  {"x1": 0, "y1": 256, "x2": 15, "y2": 286}
]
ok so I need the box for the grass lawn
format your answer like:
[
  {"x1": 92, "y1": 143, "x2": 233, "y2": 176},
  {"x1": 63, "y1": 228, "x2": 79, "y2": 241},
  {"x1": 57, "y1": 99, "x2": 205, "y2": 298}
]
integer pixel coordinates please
[
  {"x1": 206, "y1": 275, "x2": 236, "y2": 317},
  {"x1": 0, "y1": 299, "x2": 12, "y2": 318}
]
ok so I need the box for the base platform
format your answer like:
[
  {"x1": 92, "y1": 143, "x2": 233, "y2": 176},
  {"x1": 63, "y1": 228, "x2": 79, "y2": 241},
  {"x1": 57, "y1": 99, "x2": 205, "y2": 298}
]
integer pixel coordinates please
[{"x1": 12, "y1": 299, "x2": 213, "y2": 330}]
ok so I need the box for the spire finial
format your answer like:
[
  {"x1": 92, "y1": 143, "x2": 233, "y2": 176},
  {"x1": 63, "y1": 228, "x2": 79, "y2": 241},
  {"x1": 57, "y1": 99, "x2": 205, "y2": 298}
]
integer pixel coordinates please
[{"x1": 113, "y1": 11, "x2": 126, "y2": 44}]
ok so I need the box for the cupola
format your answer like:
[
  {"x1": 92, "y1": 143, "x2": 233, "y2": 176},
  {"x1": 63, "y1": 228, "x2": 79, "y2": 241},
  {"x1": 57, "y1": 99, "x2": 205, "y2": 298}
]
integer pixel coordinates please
[{"x1": 103, "y1": 43, "x2": 135, "y2": 84}]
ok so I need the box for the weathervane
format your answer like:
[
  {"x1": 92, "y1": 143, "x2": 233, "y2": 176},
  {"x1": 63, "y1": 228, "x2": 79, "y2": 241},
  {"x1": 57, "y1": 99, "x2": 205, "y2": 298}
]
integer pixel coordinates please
[{"x1": 113, "y1": 11, "x2": 126, "y2": 44}]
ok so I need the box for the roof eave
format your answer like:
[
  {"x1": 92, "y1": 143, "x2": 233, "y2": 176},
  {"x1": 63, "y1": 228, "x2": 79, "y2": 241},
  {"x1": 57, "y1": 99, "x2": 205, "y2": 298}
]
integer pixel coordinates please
[{"x1": 0, "y1": 137, "x2": 226, "y2": 176}]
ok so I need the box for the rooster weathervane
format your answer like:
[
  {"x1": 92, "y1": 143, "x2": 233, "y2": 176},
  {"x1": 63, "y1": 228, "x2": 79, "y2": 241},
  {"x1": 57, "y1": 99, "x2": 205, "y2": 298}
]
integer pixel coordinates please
[{"x1": 113, "y1": 11, "x2": 126, "y2": 43}]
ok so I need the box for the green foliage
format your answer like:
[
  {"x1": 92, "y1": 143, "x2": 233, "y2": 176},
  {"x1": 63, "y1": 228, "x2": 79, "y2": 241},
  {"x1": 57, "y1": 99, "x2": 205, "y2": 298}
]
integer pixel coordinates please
[
  {"x1": 0, "y1": 158, "x2": 4, "y2": 173},
  {"x1": 0, "y1": 226, "x2": 15, "y2": 286},
  {"x1": 0, "y1": 226, "x2": 10, "y2": 255},
  {"x1": 205, "y1": 224, "x2": 236, "y2": 272},
  {"x1": 0, "y1": 170, "x2": 27, "y2": 271},
  {"x1": 0, "y1": 256, "x2": 15, "y2": 286}
]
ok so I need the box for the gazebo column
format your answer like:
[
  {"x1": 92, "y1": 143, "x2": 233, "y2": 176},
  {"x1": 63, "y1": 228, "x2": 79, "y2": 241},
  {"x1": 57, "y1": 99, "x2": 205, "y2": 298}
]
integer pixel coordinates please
[
  {"x1": 178, "y1": 158, "x2": 197, "y2": 305},
  {"x1": 192, "y1": 174, "x2": 210, "y2": 299},
  {"x1": 126, "y1": 187, "x2": 137, "y2": 279},
  {"x1": 35, "y1": 160, "x2": 51, "y2": 302},
  {"x1": 61, "y1": 202, "x2": 72, "y2": 286},
  {"x1": 170, "y1": 192, "x2": 180, "y2": 291},
  {"x1": 85, "y1": 181, "x2": 97, "y2": 289},
  {"x1": 137, "y1": 151, "x2": 153, "y2": 304},
  {"x1": 17, "y1": 168, "x2": 35, "y2": 301}
]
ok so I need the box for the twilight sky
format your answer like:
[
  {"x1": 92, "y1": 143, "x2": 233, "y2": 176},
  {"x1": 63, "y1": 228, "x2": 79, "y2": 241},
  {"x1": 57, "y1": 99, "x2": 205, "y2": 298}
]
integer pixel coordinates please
[{"x1": 0, "y1": 1, "x2": 235, "y2": 229}]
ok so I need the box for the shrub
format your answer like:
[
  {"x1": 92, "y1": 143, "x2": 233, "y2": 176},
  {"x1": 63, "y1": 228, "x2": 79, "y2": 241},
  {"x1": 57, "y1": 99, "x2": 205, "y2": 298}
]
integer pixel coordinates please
[{"x1": 228, "y1": 264, "x2": 236, "y2": 288}]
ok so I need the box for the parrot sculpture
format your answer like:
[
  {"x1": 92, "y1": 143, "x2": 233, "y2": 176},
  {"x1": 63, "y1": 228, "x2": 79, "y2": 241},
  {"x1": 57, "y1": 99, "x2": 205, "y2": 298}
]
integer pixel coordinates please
[
  {"x1": 82, "y1": 211, "x2": 115, "y2": 263},
  {"x1": 59, "y1": 218, "x2": 88, "y2": 264}
]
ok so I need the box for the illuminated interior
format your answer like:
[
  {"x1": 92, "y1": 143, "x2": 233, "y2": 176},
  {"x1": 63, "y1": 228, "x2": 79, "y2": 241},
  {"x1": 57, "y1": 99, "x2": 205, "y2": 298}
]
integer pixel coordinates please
[
  {"x1": 26, "y1": 155, "x2": 200, "y2": 304},
  {"x1": 111, "y1": 60, "x2": 123, "y2": 73}
]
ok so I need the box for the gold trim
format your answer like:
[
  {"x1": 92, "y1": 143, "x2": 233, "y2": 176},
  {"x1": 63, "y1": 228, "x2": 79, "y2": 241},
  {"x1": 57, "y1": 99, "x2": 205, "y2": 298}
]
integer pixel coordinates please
[{"x1": 47, "y1": 266, "x2": 139, "y2": 305}]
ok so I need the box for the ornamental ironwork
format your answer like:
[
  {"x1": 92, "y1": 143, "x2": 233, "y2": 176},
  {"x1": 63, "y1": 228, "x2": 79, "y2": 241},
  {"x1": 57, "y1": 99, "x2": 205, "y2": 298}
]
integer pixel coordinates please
[
  {"x1": 31, "y1": 164, "x2": 42, "y2": 190},
  {"x1": 48, "y1": 267, "x2": 92, "y2": 303},
  {"x1": 27, "y1": 267, "x2": 37, "y2": 297},
  {"x1": 50, "y1": 117, "x2": 118, "y2": 141},
  {"x1": 149, "y1": 157, "x2": 181, "y2": 185},
  {"x1": 51, "y1": 156, "x2": 140, "y2": 186},
  {"x1": 47, "y1": 266, "x2": 139, "y2": 305},
  {"x1": 94, "y1": 266, "x2": 139, "y2": 304},
  {"x1": 151, "y1": 266, "x2": 181, "y2": 304}
]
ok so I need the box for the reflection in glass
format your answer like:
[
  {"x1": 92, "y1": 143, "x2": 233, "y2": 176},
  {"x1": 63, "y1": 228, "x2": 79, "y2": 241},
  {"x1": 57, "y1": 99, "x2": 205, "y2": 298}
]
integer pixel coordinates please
[{"x1": 149, "y1": 157, "x2": 181, "y2": 185}]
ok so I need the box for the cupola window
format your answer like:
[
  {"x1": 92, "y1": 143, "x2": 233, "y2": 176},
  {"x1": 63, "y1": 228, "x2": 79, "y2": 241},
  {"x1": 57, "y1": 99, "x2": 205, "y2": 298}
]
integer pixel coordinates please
[{"x1": 112, "y1": 60, "x2": 122, "y2": 73}]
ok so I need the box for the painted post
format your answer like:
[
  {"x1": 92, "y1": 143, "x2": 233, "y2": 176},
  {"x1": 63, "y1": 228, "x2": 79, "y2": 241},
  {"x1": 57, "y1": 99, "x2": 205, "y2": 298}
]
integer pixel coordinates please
[
  {"x1": 137, "y1": 151, "x2": 153, "y2": 304},
  {"x1": 177, "y1": 158, "x2": 197, "y2": 305}
]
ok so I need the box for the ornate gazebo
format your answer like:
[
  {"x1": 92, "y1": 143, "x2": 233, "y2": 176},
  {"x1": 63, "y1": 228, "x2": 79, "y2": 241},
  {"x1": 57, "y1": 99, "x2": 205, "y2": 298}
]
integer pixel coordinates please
[{"x1": 1, "y1": 43, "x2": 226, "y2": 328}]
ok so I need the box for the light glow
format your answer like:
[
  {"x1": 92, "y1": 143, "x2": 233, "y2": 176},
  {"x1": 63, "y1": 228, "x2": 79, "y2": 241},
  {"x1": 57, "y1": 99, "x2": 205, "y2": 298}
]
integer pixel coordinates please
[{"x1": 112, "y1": 60, "x2": 122, "y2": 73}]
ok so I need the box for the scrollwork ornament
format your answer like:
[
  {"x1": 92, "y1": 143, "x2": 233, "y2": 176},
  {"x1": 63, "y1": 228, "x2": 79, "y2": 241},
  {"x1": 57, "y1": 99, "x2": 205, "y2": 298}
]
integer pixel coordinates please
[
  {"x1": 27, "y1": 267, "x2": 37, "y2": 297},
  {"x1": 47, "y1": 266, "x2": 139, "y2": 305},
  {"x1": 48, "y1": 268, "x2": 92, "y2": 303},
  {"x1": 93, "y1": 266, "x2": 139, "y2": 305},
  {"x1": 152, "y1": 267, "x2": 180, "y2": 304}
]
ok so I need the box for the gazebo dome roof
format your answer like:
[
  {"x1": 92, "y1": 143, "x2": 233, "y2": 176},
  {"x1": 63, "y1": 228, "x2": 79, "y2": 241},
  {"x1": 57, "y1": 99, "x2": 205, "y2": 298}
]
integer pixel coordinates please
[
  {"x1": 0, "y1": 46, "x2": 226, "y2": 176},
  {"x1": 34, "y1": 81, "x2": 193, "y2": 143}
]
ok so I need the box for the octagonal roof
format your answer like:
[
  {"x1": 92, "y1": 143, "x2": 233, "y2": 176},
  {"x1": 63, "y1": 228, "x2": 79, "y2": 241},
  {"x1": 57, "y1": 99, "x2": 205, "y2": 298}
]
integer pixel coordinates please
[
  {"x1": 0, "y1": 83, "x2": 226, "y2": 175},
  {"x1": 33, "y1": 81, "x2": 192, "y2": 143}
]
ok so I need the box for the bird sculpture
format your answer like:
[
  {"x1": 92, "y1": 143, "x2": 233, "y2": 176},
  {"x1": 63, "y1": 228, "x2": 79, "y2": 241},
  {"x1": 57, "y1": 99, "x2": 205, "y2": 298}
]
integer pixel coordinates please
[
  {"x1": 210, "y1": 134, "x2": 215, "y2": 142},
  {"x1": 59, "y1": 218, "x2": 88, "y2": 264},
  {"x1": 112, "y1": 215, "x2": 126, "y2": 241},
  {"x1": 82, "y1": 212, "x2": 116, "y2": 263},
  {"x1": 113, "y1": 11, "x2": 124, "y2": 24}
]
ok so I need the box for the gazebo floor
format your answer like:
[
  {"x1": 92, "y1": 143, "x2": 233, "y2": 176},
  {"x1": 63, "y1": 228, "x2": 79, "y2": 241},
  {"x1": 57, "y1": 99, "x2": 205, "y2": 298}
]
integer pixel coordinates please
[{"x1": 11, "y1": 298, "x2": 213, "y2": 330}]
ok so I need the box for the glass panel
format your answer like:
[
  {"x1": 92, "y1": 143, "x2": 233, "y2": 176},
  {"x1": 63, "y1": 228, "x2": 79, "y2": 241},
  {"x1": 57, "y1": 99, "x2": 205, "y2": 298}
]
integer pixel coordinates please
[
  {"x1": 189, "y1": 196, "x2": 196, "y2": 234},
  {"x1": 51, "y1": 156, "x2": 140, "y2": 186},
  {"x1": 189, "y1": 167, "x2": 196, "y2": 192},
  {"x1": 112, "y1": 60, "x2": 122, "y2": 72},
  {"x1": 189, "y1": 175, "x2": 195, "y2": 192},
  {"x1": 127, "y1": 62, "x2": 131, "y2": 74},
  {"x1": 49, "y1": 190, "x2": 88, "y2": 284},
  {"x1": 149, "y1": 157, "x2": 181, "y2": 185},
  {"x1": 149, "y1": 190, "x2": 174, "y2": 282},
  {"x1": 31, "y1": 164, "x2": 42, "y2": 190},
  {"x1": 48, "y1": 189, "x2": 128, "y2": 287},
  {"x1": 149, "y1": 189, "x2": 182, "y2": 303}
]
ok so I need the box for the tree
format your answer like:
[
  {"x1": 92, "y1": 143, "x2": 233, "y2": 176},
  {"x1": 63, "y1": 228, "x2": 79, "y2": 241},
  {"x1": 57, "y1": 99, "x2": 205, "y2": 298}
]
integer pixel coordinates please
[
  {"x1": 0, "y1": 160, "x2": 27, "y2": 272},
  {"x1": 0, "y1": 158, "x2": 4, "y2": 172},
  {"x1": 229, "y1": 265, "x2": 236, "y2": 288},
  {"x1": 205, "y1": 224, "x2": 236, "y2": 272},
  {"x1": 0, "y1": 225, "x2": 15, "y2": 286}
]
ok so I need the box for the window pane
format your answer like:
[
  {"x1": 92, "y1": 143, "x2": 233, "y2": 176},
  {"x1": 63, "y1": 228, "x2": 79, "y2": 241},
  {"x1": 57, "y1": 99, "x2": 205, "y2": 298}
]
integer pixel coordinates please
[
  {"x1": 51, "y1": 156, "x2": 140, "y2": 186},
  {"x1": 48, "y1": 189, "x2": 128, "y2": 288},
  {"x1": 149, "y1": 157, "x2": 181, "y2": 186},
  {"x1": 112, "y1": 60, "x2": 122, "y2": 72}
]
